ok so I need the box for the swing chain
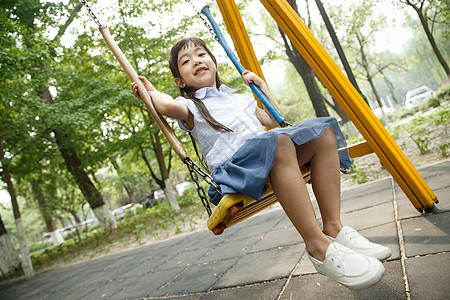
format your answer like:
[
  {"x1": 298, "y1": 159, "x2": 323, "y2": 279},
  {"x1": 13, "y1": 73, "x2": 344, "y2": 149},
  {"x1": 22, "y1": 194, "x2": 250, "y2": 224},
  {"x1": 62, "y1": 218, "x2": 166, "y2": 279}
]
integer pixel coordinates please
[
  {"x1": 185, "y1": 158, "x2": 222, "y2": 217},
  {"x1": 184, "y1": 0, "x2": 219, "y2": 43},
  {"x1": 81, "y1": 0, "x2": 102, "y2": 27}
]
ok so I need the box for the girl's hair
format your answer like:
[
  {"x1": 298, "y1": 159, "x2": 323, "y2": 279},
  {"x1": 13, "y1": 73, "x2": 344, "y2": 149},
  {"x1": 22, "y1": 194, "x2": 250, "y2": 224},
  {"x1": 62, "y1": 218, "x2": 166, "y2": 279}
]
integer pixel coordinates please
[{"x1": 169, "y1": 37, "x2": 232, "y2": 132}]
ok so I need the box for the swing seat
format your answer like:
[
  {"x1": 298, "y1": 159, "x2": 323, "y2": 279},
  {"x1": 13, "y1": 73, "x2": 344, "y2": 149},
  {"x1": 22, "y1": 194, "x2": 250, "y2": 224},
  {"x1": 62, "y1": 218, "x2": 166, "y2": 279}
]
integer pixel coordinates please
[
  {"x1": 207, "y1": 165, "x2": 312, "y2": 235},
  {"x1": 206, "y1": 141, "x2": 373, "y2": 235}
]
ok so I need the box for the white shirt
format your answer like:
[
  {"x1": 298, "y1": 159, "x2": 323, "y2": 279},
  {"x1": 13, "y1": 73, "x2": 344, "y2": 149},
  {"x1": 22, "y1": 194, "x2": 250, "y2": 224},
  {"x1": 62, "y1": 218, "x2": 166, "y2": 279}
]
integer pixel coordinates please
[{"x1": 176, "y1": 85, "x2": 265, "y2": 172}]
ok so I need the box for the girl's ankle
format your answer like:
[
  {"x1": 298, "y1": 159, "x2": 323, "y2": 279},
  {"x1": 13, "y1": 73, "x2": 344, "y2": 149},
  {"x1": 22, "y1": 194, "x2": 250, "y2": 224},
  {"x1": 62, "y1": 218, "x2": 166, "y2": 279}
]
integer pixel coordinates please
[
  {"x1": 322, "y1": 224, "x2": 343, "y2": 238},
  {"x1": 306, "y1": 239, "x2": 331, "y2": 262}
]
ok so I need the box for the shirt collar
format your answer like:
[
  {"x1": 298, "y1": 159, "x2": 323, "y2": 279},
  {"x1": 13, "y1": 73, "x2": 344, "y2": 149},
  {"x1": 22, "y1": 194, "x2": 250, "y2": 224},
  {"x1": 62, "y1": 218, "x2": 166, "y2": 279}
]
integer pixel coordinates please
[{"x1": 194, "y1": 85, "x2": 236, "y2": 99}]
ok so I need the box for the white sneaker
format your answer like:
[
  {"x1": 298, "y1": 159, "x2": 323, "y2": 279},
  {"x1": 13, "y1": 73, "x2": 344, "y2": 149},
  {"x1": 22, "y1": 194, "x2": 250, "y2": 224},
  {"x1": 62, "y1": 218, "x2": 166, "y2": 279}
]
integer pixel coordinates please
[
  {"x1": 327, "y1": 226, "x2": 392, "y2": 261},
  {"x1": 308, "y1": 242, "x2": 385, "y2": 290}
]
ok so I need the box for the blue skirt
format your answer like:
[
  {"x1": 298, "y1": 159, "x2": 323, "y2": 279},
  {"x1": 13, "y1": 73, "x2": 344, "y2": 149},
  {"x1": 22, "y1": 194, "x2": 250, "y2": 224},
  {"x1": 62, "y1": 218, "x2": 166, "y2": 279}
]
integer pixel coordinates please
[{"x1": 208, "y1": 117, "x2": 353, "y2": 205}]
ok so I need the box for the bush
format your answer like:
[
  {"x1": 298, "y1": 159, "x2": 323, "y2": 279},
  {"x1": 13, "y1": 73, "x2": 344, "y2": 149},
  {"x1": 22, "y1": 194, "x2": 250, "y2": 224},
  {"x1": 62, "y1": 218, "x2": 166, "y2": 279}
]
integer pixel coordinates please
[
  {"x1": 427, "y1": 97, "x2": 441, "y2": 108},
  {"x1": 397, "y1": 107, "x2": 415, "y2": 119},
  {"x1": 28, "y1": 241, "x2": 53, "y2": 255},
  {"x1": 440, "y1": 143, "x2": 450, "y2": 157},
  {"x1": 434, "y1": 84, "x2": 450, "y2": 102},
  {"x1": 177, "y1": 184, "x2": 203, "y2": 207},
  {"x1": 433, "y1": 104, "x2": 450, "y2": 127}
]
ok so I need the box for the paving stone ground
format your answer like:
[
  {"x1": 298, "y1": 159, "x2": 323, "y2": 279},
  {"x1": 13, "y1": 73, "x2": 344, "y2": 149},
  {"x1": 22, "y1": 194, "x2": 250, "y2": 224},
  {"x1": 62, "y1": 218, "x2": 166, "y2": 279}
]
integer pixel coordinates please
[{"x1": 1, "y1": 160, "x2": 449, "y2": 300}]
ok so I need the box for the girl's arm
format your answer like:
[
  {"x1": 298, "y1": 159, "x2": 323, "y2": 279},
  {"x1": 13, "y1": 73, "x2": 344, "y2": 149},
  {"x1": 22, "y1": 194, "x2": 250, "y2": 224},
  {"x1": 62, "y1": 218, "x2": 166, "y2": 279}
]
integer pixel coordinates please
[
  {"x1": 241, "y1": 70, "x2": 279, "y2": 127},
  {"x1": 131, "y1": 76, "x2": 194, "y2": 129}
]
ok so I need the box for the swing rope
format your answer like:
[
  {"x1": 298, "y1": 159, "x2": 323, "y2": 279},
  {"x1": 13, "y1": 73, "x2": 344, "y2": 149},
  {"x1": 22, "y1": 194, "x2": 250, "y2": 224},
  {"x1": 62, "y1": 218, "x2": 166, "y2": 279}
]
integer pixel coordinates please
[
  {"x1": 81, "y1": 0, "x2": 102, "y2": 27},
  {"x1": 184, "y1": 0, "x2": 220, "y2": 43},
  {"x1": 80, "y1": 0, "x2": 216, "y2": 216}
]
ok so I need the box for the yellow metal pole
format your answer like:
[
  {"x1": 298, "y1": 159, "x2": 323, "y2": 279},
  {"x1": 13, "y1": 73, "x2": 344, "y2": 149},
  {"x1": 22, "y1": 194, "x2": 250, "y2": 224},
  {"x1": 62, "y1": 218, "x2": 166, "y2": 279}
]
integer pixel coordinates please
[{"x1": 257, "y1": 0, "x2": 436, "y2": 211}]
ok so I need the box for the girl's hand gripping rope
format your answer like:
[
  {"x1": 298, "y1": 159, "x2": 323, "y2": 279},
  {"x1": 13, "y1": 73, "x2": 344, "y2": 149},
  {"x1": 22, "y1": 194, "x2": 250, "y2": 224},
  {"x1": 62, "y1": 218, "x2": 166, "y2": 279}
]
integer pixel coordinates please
[
  {"x1": 131, "y1": 76, "x2": 156, "y2": 101},
  {"x1": 242, "y1": 70, "x2": 279, "y2": 128},
  {"x1": 242, "y1": 70, "x2": 266, "y2": 87}
]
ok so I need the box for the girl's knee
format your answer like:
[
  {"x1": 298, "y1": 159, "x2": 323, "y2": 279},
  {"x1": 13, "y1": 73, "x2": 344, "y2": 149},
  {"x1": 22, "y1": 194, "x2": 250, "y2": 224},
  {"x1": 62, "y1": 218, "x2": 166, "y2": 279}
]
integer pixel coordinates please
[
  {"x1": 319, "y1": 128, "x2": 337, "y2": 147},
  {"x1": 274, "y1": 134, "x2": 296, "y2": 163},
  {"x1": 277, "y1": 134, "x2": 295, "y2": 150}
]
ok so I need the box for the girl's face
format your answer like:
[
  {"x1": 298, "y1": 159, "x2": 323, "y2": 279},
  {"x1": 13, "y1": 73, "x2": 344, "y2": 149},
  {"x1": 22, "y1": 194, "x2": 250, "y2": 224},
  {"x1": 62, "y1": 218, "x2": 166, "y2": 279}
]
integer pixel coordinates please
[{"x1": 174, "y1": 43, "x2": 218, "y2": 91}]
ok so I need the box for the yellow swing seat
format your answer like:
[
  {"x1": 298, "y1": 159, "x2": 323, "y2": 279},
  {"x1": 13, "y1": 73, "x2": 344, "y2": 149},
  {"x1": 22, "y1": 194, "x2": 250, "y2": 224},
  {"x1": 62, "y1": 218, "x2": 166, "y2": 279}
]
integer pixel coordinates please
[{"x1": 207, "y1": 165, "x2": 312, "y2": 235}]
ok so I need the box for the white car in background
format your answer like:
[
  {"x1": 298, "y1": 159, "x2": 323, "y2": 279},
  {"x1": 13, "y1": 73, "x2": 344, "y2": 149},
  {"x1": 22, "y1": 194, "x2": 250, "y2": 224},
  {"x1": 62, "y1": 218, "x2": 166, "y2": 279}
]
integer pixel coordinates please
[{"x1": 405, "y1": 86, "x2": 433, "y2": 109}]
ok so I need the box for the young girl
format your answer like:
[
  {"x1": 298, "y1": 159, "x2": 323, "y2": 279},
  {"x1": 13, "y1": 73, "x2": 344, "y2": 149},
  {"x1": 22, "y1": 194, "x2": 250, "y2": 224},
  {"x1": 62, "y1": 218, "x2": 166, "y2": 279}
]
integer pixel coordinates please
[{"x1": 131, "y1": 36, "x2": 391, "y2": 290}]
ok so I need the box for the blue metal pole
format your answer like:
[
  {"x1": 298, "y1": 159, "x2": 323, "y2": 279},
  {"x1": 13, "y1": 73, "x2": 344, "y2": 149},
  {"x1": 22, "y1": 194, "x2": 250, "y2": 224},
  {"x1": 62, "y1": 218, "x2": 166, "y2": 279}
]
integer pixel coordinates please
[{"x1": 201, "y1": 5, "x2": 289, "y2": 127}]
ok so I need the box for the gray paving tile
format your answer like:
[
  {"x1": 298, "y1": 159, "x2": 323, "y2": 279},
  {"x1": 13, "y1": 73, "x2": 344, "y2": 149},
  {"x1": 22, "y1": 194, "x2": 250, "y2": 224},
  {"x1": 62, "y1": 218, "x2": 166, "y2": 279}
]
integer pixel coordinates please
[
  {"x1": 416, "y1": 160, "x2": 450, "y2": 178},
  {"x1": 396, "y1": 192, "x2": 427, "y2": 220},
  {"x1": 357, "y1": 222, "x2": 400, "y2": 260},
  {"x1": 197, "y1": 234, "x2": 261, "y2": 264},
  {"x1": 401, "y1": 211, "x2": 450, "y2": 257},
  {"x1": 72, "y1": 282, "x2": 120, "y2": 300},
  {"x1": 273, "y1": 209, "x2": 297, "y2": 229},
  {"x1": 284, "y1": 260, "x2": 405, "y2": 300},
  {"x1": 201, "y1": 279, "x2": 285, "y2": 300},
  {"x1": 213, "y1": 243, "x2": 303, "y2": 289},
  {"x1": 405, "y1": 252, "x2": 450, "y2": 300},
  {"x1": 118, "y1": 256, "x2": 169, "y2": 277},
  {"x1": 339, "y1": 202, "x2": 395, "y2": 231},
  {"x1": 341, "y1": 178, "x2": 393, "y2": 213},
  {"x1": 153, "y1": 247, "x2": 211, "y2": 272},
  {"x1": 151, "y1": 258, "x2": 239, "y2": 296},
  {"x1": 293, "y1": 252, "x2": 315, "y2": 276},
  {"x1": 251, "y1": 226, "x2": 302, "y2": 253},
  {"x1": 112, "y1": 267, "x2": 185, "y2": 299},
  {"x1": 395, "y1": 160, "x2": 449, "y2": 217},
  {"x1": 341, "y1": 177, "x2": 392, "y2": 200}
]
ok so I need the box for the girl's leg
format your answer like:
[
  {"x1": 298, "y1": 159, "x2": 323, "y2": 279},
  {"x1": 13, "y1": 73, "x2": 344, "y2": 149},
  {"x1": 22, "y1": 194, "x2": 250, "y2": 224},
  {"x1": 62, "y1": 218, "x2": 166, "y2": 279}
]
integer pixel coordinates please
[
  {"x1": 269, "y1": 134, "x2": 330, "y2": 261},
  {"x1": 271, "y1": 133, "x2": 386, "y2": 290},
  {"x1": 296, "y1": 128, "x2": 392, "y2": 261},
  {"x1": 295, "y1": 128, "x2": 343, "y2": 238}
]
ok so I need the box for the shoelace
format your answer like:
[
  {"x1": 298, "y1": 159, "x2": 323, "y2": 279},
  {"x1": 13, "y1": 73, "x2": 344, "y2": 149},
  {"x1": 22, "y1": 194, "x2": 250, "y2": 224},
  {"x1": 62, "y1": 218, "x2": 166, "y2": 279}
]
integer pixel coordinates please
[
  {"x1": 329, "y1": 244, "x2": 347, "y2": 270},
  {"x1": 344, "y1": 228, "x2": 365, "y2": 242}
]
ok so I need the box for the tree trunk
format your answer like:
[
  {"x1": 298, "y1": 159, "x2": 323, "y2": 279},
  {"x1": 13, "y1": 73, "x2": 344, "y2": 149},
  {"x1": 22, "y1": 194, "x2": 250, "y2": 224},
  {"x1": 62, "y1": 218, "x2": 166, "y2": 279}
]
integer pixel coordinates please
[
  {"x1": 49, "y1": 230, "x2": 65, "y2": 246},
  {"x1": 70, "y1": 209, "x2": 82, "y2": 224},
  {"x1": 93, "y1": 205, "x2": 118, "y2": 232},
  {"x1": 355, "y1": 29, "x2": 385, "y2": 118},
  {"x1": 138, "y1": 122, "x2": 179, "y2": 211},
  {"x1": 0, "y1": 140, "x2": 34, "y2": 279},
  {"x1": 279, "y1": 0, "x2": 330, "y2": 118},
  {"x1": 15, "y1": 218, "x2": 34, "y2": 279},
  {"x1": 110, "y1": 157, "x2": 134, "y2": 202},
  {"x1": 381, "y1": 71, "x2": 400, "y2": 104},
  {"x1": 0, "y1": 215, "x2": 21, "y2": 276},
  {"x1": 164, "y1": 178, "x2": 180, "y2": 211},
  {"x1": 31, "y1": 180, "x2": 64, "y2": 246},
  {"x1": 412, "y1": 3, "x2": 450, "y2": 79},
  {"x1": 154, "y1": 135, "x2": 179, "y2": 211}
]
